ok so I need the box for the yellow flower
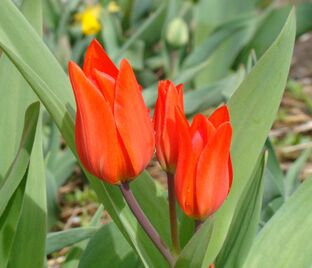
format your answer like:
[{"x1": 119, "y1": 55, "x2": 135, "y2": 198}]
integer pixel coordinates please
[
  {"x1": 75, "y1": 4, "x2": 102, "y2": 36},
  {"x1": 107, "y1": 1, "x2": 120, "y2": 13}
]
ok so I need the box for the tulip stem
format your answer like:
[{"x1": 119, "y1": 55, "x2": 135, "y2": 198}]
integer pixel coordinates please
[
  {"x1": 195, "y1": 220, "x2": 203, "y2": 232},
  {"x1": 120, "y1": 182, "x2": 175, "y2": 267},
  {"x1": 167, "y1": 172, "x2": 180, "y2": 255}
]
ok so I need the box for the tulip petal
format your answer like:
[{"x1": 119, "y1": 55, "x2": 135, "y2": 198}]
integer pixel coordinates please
[
  {"x1": 83, "y1": 39, "x2": 118, "y2": 80},
  {"x1": 174, "y1": 108, "x2": 197, "y2": 217},
  {"x1": 114, "y1": 59, "x2": 155, "y2": 175},
  {"x1": 68, "y1": 62, "x2": 127, "y2": 184},
  {"x1": 93, "y1": 70, "x2": 116, "y2": 109},
  {"x1": 176, "y1": 84, "x2": 184, "y2": 111},
  {"x1": 208, "y1": 105, "x2": 230, "y2": 128},
  {"x1": 190, "y1": 114, "x2": 215, "y2": 157},
  {"x1": 161, "y1": 80, "x2": 184, "y2": 169},
  {"x1": 195, "y1": 122, "x2": 232, "y2": 218},
  {"x1": 154, "y1": 83, "x2": 166, "y2": 167},
  {"x1": 228, "y1": 156, "x2": 233, "y2": 189}
]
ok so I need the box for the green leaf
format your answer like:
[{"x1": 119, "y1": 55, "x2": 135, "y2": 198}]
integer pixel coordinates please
[
  {"x1": 184, "y1": 68, "x2": 245, "y2": 116},
  {"x1": 183, "y1": 14, "x2": 257, "y2": 69},
  {"x1": 113, "y1": 3, "x2": 167, "y2": 61},
  {"x1": 0, "y1": 0, "x2": 41, "y2": 179},
  {"x1": 0, "y1": 102, "x2": 40, "y2": 267},
  {"x1": 0, "y1": 103, "x2": 40, "y2": 217},
  {"x1": 242, "y1": 177, "x2": 312, "y2": 268},
  {"x1": 216, "y1": 153, "x2": 266, "y2": 268},
  {"x1": 88, "y1": 173, "x2": 170, "y2": 268},
  {"x1": 193, "y1": 0, "x2": 257, "y2": 44},
  {"x1": 263, "y1": 139, "x2": 284, "y2": 204},
  {"x1": 61, "y1": 205, "x2": 104, "y2": 268},
  {"x1": 0, "y1": 2, "x2": 45, "y2": 266},
  {"x1": 178, "y1": 212, "x2": 194, "y2": 250},
  {"x1": 174, "y1": 217, "x2": 214, "y2": 268},
  {"x1": 8, "y1": 112, "x2": 47, "y2": 268},
  {"x1": 296, "y1": 3, "x2": 312, "y2": 36},
  {"x1": 100, "y1": 11, "x2": 120, "y2": 56},
  {"x1": 175, "y1": 8, "x2": 295, "y2": 268},
  {"x1": 46, "y1": 227, "x2": 99, "y2": 255},
  {"x1": 194, "y1": 14, "x2": 260, "y2": 86},
  {"x1": 78, "y1": 223, "x2": 144, "y2": 268},
  {"x1": 239, "y1": 4, "x2": 312, "y2": 63},
  {"x1": 284, "y1": 148, "x2": 311, "y2": 199},
  {"x1": 0, "y1": 179, "x2": 26, "y2": 268},
  {"x1": 0, "y1": 0, "x2": 75, "y2": 148}
]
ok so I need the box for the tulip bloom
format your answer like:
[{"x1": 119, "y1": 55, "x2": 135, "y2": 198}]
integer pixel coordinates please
[
  {"x1": 68, "y1": 39, "x2": 155, "y2": 184},
  {"x1": 154, "y1": 80, "x2": 184, "y2": 173},
  {"x1": 175, "y1": 105, "x2": 233, "y2": 219}
]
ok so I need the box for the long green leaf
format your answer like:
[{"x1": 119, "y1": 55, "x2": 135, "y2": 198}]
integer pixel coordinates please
[
  {"x1": 239, "y1": 4, "x2": 312, "y2": 63},
  {"x1": 0, "y1": 102, "x2": 40, "y2": 267},
  {"x1": 0, "y1": 0, "x2": 41, "y2": 179},
  {"x1": 78, "y1": 223, "x2": 144, "y2": 268},
  {"x1": 216, "y1": 153, "x2": 266, "y2": 268},
  {"x1": 0, "y1": 103, "x2": 40, "y2": 217},
  {"x1": 0, "y1": 177, "x2": 26, "y2": 268},
  {"x1": 7, "y1": 2, "x2": 47, "y2": 267},
  {"x1": 61, "y1": 205, "x2": 104, "y2": 268},
  {"x1": 175, "y1": 8, "x2": 295, "y2": 268},
  {"x1": 8, "y1": 112, "x2": 47, "y2": 268},
  {"x1": 242, "y1": 177, "x2": 312, "y2": 268},
  {"x1": 46, "y1": 227, "x2": 99, "y2": 255},
  {"x1": 284, "y1": 148, "x2": 311, "y2": 199},
  {"x1": 113, "y1": 3, "x2": 167, "y2": 61}
]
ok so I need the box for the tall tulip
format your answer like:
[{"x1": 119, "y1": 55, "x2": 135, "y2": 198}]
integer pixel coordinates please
[
  {"x1": 154, "y1": 80, "x2": 184, "y2": 173},
  {"x1": 68, "y1": 39, "x2": 155, "y2": 184},
  {"x1": 175, "y1": 105, "x2": 233, "y2": 219}
]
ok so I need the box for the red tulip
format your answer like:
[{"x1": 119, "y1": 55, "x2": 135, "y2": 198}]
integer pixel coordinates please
[
  {"x1": 154, "y1": 80, "x2": 184, "y2": 173},
  {"x1": 68, "y1": 39, "x2": 155, "y2": 184},
  {"x1": 175, "y1": 105, "x2": 233, "y2": 219}
]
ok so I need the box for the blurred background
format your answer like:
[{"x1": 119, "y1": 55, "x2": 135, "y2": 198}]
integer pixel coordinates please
[{"x1": 26, "y1": 0, "x2": 312, "y2": 266}]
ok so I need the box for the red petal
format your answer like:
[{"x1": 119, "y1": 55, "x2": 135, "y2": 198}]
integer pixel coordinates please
[
  {"x1": 93, "y1": 69, "x2": 116, "y2": 109},
  {"x1": 176, "y1": 83, "x2": 184, "y2": 111},
  {"x1": 190, "y1": 114, "x2": 215, "y2": 158},
  {"x1": 228, "y1": 156, "x2": 233, "y2": 190},
  {"x1": 68, "y1": 61, "x2": 128, "y2": 184},
  {"x1": 195, "y1": 122, "x2": 232, "y2": 218},
  {"x1": 208, "y1": 105, "x2": 230, "y2": 128},
  {"x1": 154, "y1": 82, "x2": 167, "y2": 168},
  {"x1": 114, "y1": 59, "x2": 155, "y2": 176},
  {"x1": 83, "y1": 39, "x2": 118, "y2": 80},
  {"x1": 160, "y1": 80, "x2": 184, "y2": 170},
  {"x1": 174, "y1": 108, "x2": 196, "y2": 217}
]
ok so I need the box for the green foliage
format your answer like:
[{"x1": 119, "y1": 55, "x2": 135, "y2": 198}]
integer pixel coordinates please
[
  {"x1": 243, "y1": 177, "x2": 312, "y2": 268},
  {"x1": 0, "y1": 0, "x2": 311, "y2": 267},
  {"x1": 78, "y1": 223, "x2": 144, "y2": 268}
]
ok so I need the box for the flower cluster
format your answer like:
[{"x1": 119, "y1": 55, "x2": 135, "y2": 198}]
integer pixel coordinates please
[{"x1": 68, "y1": 39, "x2": 233, "y2": 220}]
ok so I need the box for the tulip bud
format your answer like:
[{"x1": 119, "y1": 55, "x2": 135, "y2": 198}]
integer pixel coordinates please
[
  {"x1": 68, "y1": 39, "x2": 155, "y2": 184},
  {"x1": 166, "y1": 18, "x2": 189, "y2": 47},
  {"x1": 154, "y1": 80, "x2": 184, "y2": 173},
  {"x1": 175, "y1": 105, "x2": 233, "y2": 219}
]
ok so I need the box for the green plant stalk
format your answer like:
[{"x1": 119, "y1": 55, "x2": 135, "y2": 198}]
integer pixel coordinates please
[
  {"x1": 120, "y1": 182, "x2": 175, "y2": 267},
  {"x1": 195, "y1": 220, "x2": 203, "y2": 232},
  {"x1": 167, "y1": 172, "x2": 180, "y2": 255}
]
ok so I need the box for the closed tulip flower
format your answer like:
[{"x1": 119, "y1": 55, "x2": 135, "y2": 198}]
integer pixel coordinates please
[
  {"x1": 154, "y1": 80, "x2": 184, "y2": 173},
  {"x1": 68, "y1": 39, "x2": 155, "y2": 184},
  {"x1": 175, "y1": 105, "x2": 233, "y2": 219}
]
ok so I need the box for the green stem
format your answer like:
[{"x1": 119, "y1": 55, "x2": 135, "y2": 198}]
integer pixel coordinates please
[
  {"x1": 195, "y1": 220, "x2": 203, "y2": 233},
  {"x1": 120, "y1": 182, "x2": 175, "y2": 267},
  {"x1": 167, "y1": 172, "x2": 180, "y2": 254}
]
